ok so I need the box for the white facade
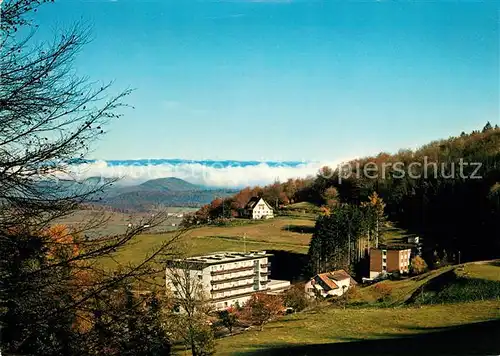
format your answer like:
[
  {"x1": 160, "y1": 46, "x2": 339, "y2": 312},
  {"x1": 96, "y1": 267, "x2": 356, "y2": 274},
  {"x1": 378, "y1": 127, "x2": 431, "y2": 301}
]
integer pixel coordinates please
[
  {"x1": 305, "y1": 271, "x2": 354, "y2": 299},
  {"x1": 166, "y1": 251, "x2": 272, "y2": 310},
  {"x1": 245, "y1": 198, "x2": 274, "y2": 220}
]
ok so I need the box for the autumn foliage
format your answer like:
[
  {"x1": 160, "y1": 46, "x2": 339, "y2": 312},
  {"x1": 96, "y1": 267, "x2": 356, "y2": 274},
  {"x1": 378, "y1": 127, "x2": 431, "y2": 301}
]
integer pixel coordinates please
[
  {"x1": 373, "y1": 284, "x2": 393, "y2": 302},
  {"x1": 410, "y1": 256, "x2": 428, "y2": 275},
  {"x1": 240, "y1": 293, "x2": 284, "y2": 331},
  {"x1": 184, "y1": 178, "x2": 314, "y2": 225},
  {"x1": 44, "y1": 224, "x2": 80, "y2": 260}
]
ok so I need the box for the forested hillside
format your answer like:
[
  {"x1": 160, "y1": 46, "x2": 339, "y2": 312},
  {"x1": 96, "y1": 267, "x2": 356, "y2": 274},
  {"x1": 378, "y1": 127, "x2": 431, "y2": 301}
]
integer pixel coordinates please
[
  {"x1": 192, "y1": 124, "x2": 500, "y2": 266},
  {"x1": 336, "y1": 123, "x2": 500, "y2": 263}
]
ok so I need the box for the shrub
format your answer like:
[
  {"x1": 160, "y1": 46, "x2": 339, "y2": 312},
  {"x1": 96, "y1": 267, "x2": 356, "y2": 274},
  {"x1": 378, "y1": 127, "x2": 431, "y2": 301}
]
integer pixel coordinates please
[
  {"x1": 410, "y1": 256, "x2": 428, "y2": 275},
  {"x1": 373, "y1": 283, "x2": 393, "y2": 302},
  {"x1": 283, "y1": 285, "x2": 310, "y2": 312},
  {"x1": 216, "y1": 307, "x2": 238, "y2": 335}
]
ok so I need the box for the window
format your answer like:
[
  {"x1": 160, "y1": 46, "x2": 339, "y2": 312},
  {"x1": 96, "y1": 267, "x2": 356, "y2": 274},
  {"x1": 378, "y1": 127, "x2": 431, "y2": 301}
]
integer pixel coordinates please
[
  {"x1": 198, "y1": 274, "x2": 202, "y2": 280},
  {"x1": 383, "y1": 266, "x2": 387, "y2": 271}
]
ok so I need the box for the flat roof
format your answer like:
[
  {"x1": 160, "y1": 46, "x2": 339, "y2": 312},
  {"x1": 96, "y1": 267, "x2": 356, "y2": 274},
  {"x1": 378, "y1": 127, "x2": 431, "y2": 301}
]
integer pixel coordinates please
[
  {"x1": 167, "y1": 251, "x2": 273, "y2": 267},
  {"x1": 374, "y1": 246, "x2": 413, "y2": 251},
  {"x1": 267, "y1": 279, "x2": 291, "y2": 288}
]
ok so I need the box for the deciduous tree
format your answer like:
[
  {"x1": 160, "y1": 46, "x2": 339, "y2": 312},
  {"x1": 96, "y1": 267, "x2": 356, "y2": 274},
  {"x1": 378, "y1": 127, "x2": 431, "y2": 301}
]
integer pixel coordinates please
[
  {"x1": 166, "y1": 262, "x2": 215, "y2": 356},
  {"x1": 0, "y1": 1, "x2": 183, "y2": 354},
  {"x1": 217, "y1": 307, "x2": 238, "y2": 335},
  {"x1": 241, "y1": 293, "x2": 283, "y2": 331}
]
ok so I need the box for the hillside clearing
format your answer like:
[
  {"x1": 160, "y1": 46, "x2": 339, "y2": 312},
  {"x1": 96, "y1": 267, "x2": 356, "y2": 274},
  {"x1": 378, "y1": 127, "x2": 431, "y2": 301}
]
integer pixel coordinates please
[
  {"x1": 351, "y1": 266, "x2": 456, "y2": 305},
  {"x1": 351, "y1": 261, "x2": 500, "y2": 306},
  {"x1": 212, "y1": 261, "x2": 500, "y2": 355},
  {"x1": 100, "y1": 217, "x2": 314, "y2": 269},
  {"x1": 458, "y1": 261, "x2": 500, "y2": 281},
  {"x1": 214, "y1": 301, "x2": 500, "y2": 356}
]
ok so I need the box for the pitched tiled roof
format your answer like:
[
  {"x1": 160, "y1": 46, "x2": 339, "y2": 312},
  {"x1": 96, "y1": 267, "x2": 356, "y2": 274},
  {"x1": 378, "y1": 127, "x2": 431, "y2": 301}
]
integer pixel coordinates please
[
  {"x1": 244, "y1": 197, "x2": 261, "y2": 210},
  {"x1": 329, "y1": 269, "x2": 353, "y2": 282},
  {"x1": 244, "y1": 197, "x2": 273, "y2": 211},
  {"x1": 317, "y1": 273, "x2": 339, "y2": 291},
  {"x1": 313, "y1": 269, "x2": 357, "y2": 291}
]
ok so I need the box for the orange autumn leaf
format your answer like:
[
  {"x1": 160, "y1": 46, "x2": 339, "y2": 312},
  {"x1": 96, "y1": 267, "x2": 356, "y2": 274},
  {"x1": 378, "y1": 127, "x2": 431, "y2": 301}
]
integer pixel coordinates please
[{"x1": 44, "y1": 224, "x2": 79, "y2": 260}]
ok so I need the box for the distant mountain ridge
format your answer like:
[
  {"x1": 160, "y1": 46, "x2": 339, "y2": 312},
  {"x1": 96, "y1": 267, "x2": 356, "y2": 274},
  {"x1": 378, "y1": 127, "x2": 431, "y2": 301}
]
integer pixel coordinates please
[
  {"x1": 95, "y1": 177, "x2": 235, "y2": 211},
  {"x1": 110, "y1": 177, "x2": 203, "y2": 196},
  {"x1": 137, "y1": 177, "x2": 202, "y2": 191},
  {"x1": 36, "y1": 176, "x2": 235, "y2": 211}
]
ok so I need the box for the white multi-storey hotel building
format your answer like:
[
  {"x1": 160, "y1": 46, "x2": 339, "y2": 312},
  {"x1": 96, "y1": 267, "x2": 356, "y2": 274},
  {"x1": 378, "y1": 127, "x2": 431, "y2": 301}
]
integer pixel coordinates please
[{"x1": 166, "y1": 251, "x2": 278, "y2": 310}]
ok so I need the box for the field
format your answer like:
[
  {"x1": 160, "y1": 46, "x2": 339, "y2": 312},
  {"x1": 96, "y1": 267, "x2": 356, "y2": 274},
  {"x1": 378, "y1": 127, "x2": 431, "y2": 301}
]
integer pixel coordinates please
[
  {"x1": 62, "y1": 209, "x2": 500, "y2": 356},
  {"x1": 214, "y1": 261, "x2": 500, "y2": 356},
  {"x1": 350, "y1": 266, "x2": 456, "y2": 305},
  {"x1": 56, "y1": 208, "x2": 197, "y2": 236},
  {"x1": 100, "y1": 217, "x2": 315, "y2": 269},
  {"x1": 384, "y1": 225, "x2": 417, "y2": 245},
  {"x1": 350, "y1": 261, "x2": 500, "y2": 306},
  {"x1": 215, "y1": 301, "x2": 500, "y2": 356},
  {"x1": 66, "y1": 209, "x2": 415, "y2": 275}
]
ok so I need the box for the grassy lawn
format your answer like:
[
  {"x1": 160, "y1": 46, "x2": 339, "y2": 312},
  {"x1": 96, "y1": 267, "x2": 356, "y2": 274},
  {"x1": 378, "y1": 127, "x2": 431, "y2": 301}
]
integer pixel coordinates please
[
  {"x1": 214, "y1": 301, "x2": 500, "y2": 356},
  {"x1": 100, "y1": 217, "x2": 313, "y2": 269},
  {"x1": 183, "y1": 217, "x2": 314, "y2": 246},
  {"x1": 458, "y1": 261, "x2": 500, "y2": 281},
  {"x1": 351, "y1": 266, "x2": 455, "y2": 305},
  {"x1": 284, "y1": 202, "x2": 320, "y2": 213},
  {"x1": 351, "y1": 261, "x2": 500, "y2": 306},
  {"x1": 383, "y1": 224, "x2": 417, "y2": 246}
]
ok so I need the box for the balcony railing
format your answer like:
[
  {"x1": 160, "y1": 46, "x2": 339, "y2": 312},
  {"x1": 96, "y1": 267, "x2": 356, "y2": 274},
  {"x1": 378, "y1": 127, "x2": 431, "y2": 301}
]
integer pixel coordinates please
[
  {"x1": 211, "y1": 290, "x2": 256, "y2": 302},
  {"x1": 210, "y1": 274, "x2": 254, "y2": 285},
  {"x1": 211, "y1": 282, "x2": 254, "y2": 294},
  {"x1": 210, "y1": 266, "x2": 254, "y2": 276}
]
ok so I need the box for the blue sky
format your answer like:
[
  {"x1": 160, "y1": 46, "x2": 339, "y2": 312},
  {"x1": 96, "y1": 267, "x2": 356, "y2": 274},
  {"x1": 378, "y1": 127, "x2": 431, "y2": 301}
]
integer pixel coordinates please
[{"x1": 35, "y1": 0, "x2": 499, "y2": 162}]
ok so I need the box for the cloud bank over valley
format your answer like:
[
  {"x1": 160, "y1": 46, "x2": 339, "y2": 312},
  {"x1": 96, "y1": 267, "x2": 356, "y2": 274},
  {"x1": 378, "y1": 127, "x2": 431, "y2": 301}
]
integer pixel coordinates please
[{"x1": 65, "y1": 159, "x2": 343, "y2": 188}]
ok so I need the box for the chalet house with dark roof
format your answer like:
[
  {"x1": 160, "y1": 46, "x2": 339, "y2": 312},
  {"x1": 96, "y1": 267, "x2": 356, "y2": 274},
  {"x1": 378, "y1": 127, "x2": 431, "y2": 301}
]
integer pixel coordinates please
[{"x1": 242, "y1": 197, "x2": 274, "y2": 220}]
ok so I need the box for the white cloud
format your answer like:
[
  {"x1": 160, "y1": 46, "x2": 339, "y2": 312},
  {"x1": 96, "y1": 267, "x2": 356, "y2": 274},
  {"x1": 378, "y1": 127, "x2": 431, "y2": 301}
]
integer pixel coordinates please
[{"x1": 65, "y1": 159, "x2": 344, "y2": 188}]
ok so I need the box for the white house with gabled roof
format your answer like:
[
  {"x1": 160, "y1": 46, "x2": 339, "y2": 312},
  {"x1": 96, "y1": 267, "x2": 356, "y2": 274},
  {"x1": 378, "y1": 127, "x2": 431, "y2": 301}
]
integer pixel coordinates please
[{"x1": 243, "y1": 197, "x2": 274, "y2": 220}]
